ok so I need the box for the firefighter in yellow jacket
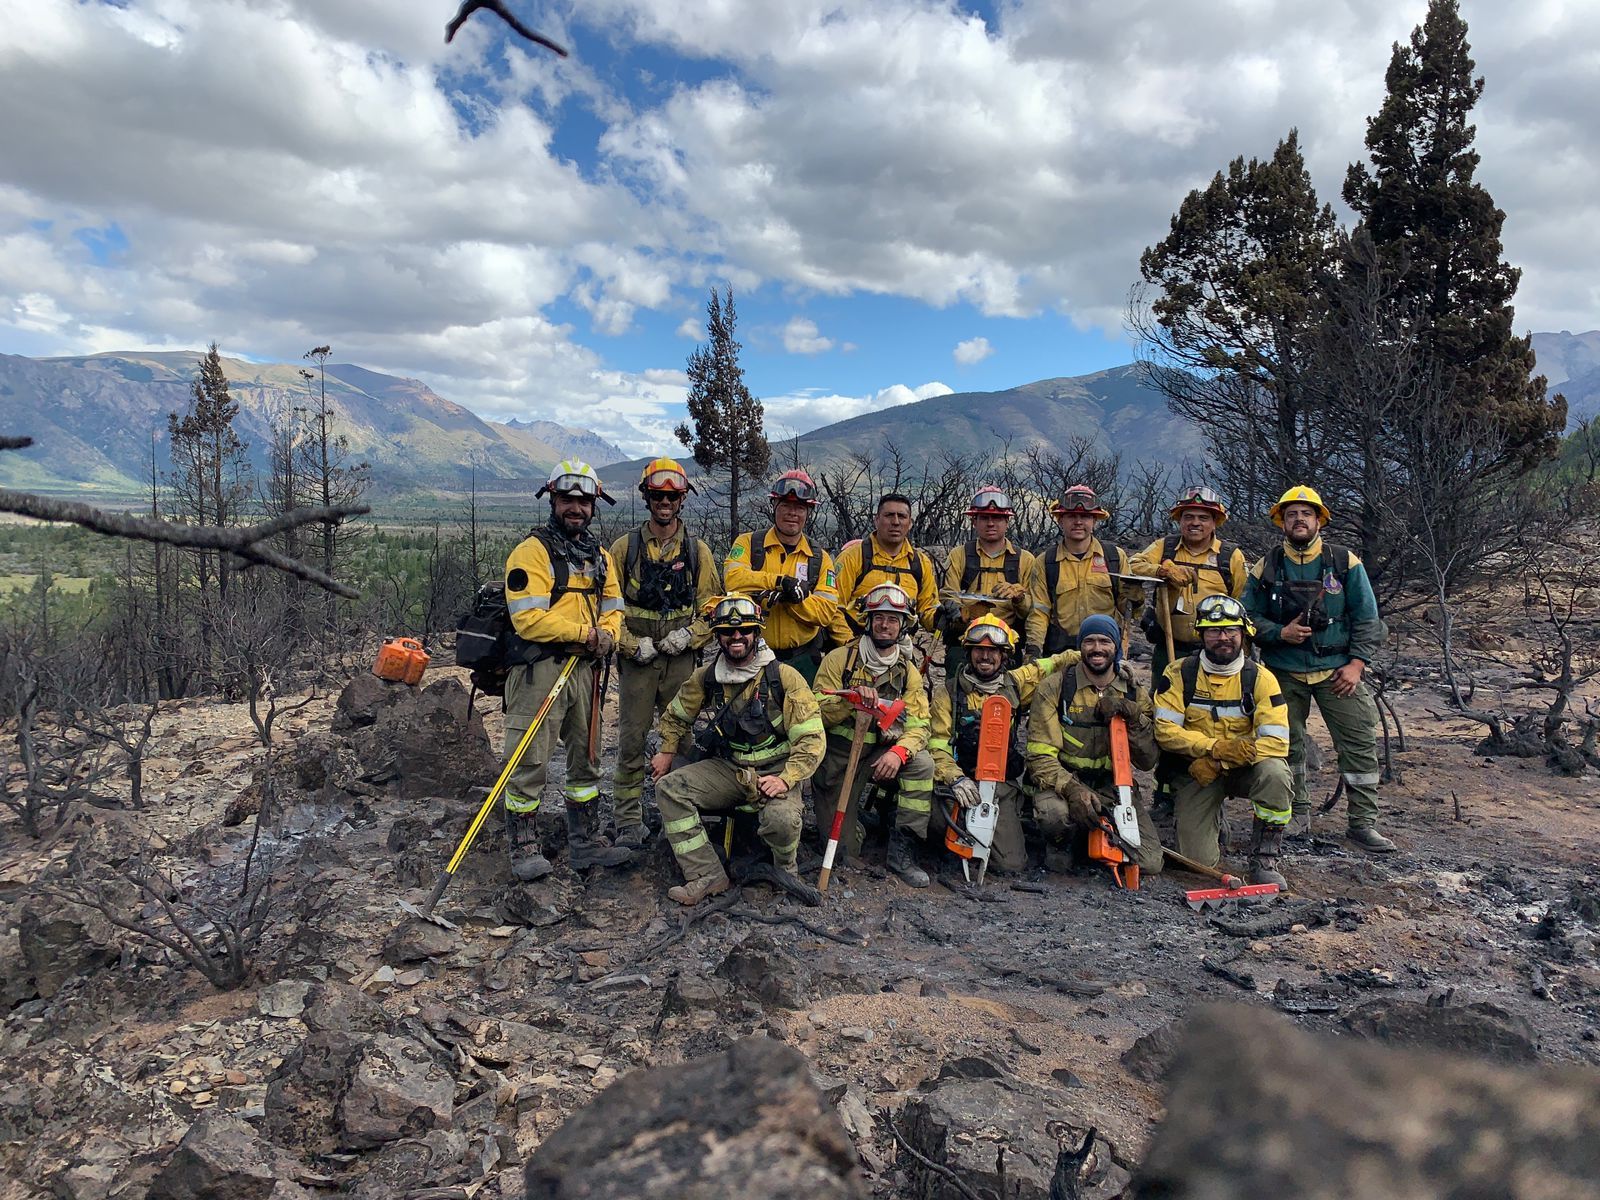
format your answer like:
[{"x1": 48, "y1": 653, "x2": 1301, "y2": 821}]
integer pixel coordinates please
[
  {"x1": 502, "y1": 460, "x2": 631, "y2": 880},
  {"x1": 723, "y1": 469, "x2": 840, "y2": 682},
  {"x1": 607, "y1": 458, "x2": 721, "y2": 849},
  {"x1": 1026, "y1": 614, "x2": 1163, "y2": 874},
  {"x1": 650, "y1": 595, "x2": 826, "y2": 906},
  {"x1": 1026, "y1": 485, "x2": 1141, "y2": 657},
  {"x1": 929, "y1": 615, "x2": 1068, "y2": 876},
  {"x1": 828, "y1": 493, "x2": 941, "y2": 646},
  {"x1": 812, "y1": 583, "x2": 936, "y2": 888},
  {"x1": 940, "y1": 485, "x2": 1035, "y2": 675},
  {"x1": 1154, "y1": 595, "x2": 1293, "y2": 888}
]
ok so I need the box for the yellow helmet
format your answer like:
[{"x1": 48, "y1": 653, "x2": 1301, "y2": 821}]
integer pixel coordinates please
[
  {"x1": 1270, "y1": 485, "x2": 1330, "y2": 528},
  {"x1": 708, "y1": 594, "x2": 764, "y2": 632},
  {"x1": 1193, "y1": 594, "x2": 1255, "y2": 637},
  {"x1": 639, "y1": 457, "x2": 694, "y2": 494},
  {"x1": 962, "y1": 614, "x2": 1018, "y2": 649}
]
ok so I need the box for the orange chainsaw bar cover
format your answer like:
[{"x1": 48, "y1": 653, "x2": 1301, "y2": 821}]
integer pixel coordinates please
[
  {"x1": 974, "y1": 695, "x2": 1013, "y2": 783},
  {"x1": 1109, "y1": 713, "x2": 1133, "y2": 789}
]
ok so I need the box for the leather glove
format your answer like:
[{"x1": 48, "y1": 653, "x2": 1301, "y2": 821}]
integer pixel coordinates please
[
  {"x1": 951, "y1": 777, "x2": 981, "y2": 810},
  {"x1": 1188, "y1": 756, "x2": 1222, "y2": 786},
  {"x1": 1157, "y1": 560, "x2": 1197, "y2": 587},
  {"x1": 658, "y1": 627, "x2": 694, "y2": 657},
  {"x1": 588, "y1": 627, "x2": 616, "y2": 657},
  {"x1": 1022, "y1": 645, "x2": 1040, "y2": 665},
  {"x1": 633, "y1": 636, "x2": 657, "y2": 664},
  {"x1": 778, "y1": 575, "x2": 809, "y2": 603},
  {"x1": 1211, "y1": 736, "x2": 1257, "y2": 767},
  {"x1": 936, "y1": 599, "x2": 963, "y2": 632},
  {"x1": 1064, "y1": 781, "x2": 1103, "y2": 825},
  {"x1": 1094, "y1": 690, "x2": 1143, "y2": 725},
  {"x1": 992, "y1": 581, "x2": 1027, "y2": 601}
]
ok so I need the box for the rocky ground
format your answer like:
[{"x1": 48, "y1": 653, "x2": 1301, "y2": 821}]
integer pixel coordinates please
[{"x1": 1, "y1": 610, "x2": 1597, "y2": 1199}]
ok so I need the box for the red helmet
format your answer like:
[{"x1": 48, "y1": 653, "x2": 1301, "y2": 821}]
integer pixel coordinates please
[
  {"x1": 769, "y1": 468, "x2": 819, "y2": 506},
  {"x1": 1169, "y1": 484, "x2": 1227, "y2": 525},
  {"x1": 965, "y1": 485, "x2": 1014, "y2": 517},
  {"x1": 1051, "y1": 484, "x2": 1108, "y2": 519}
]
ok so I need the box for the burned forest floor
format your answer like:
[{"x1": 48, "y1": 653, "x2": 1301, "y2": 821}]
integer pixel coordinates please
[{"x1": 2, "y1": 605, "x2": 1598, "y2": 1199}]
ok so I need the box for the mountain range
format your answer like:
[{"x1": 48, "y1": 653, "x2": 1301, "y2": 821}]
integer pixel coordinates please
[{"x1": 1532, "y1": 330, "x2": 1600, "y2": 425}]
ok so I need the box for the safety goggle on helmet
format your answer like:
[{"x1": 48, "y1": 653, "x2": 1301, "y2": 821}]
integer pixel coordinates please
[
  {"x1": 639, "y1": 457, "x2": 694, "y2": 494},
  {"x1": 537, "y1": 459, "x2": 615, "y2": 504},
  {"x1": 1169, "y1": 485, "x2": 1228, "y2": 525},
  {"x1": 709, "y1": 594, "x2": 765, "y2": 633},
  {"x1": 769, "y1": 469, "x2": 819, "y2": 506},
  {"x1": 966, "y1": 486, "x2": 1014, "y2": 516},
  {"x1": 1051, "y1": 485, "x2": 1109, "y2": 518},
  {"x1": 962, "y1": 614, "x2": 1018, "y2": 648},
  {"x1": 1193, "y1": 594, "x2": 1254, "y2": 635},
  {"x1": 859, "y1": 582, "x2": 915, "y2": 625}
]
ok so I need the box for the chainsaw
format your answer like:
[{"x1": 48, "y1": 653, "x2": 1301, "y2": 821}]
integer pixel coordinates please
[
  {"x1": 944, "y1": 693, "x2": 1012, "y2": 885},
  {"x1": 1089, "y1": 714, "x2": 1144, "y2": 890}
]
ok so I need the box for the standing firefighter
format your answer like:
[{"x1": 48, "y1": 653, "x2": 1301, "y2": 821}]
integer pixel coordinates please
[
  {"x1": 1130, "y1": 485, "x2": 1248, "y2": 814},
  {"x1": 1243, "y1": 485, "x2": 1394, "y2": 851},
  {"x1": 1154, "y1": 595, "x2": 1293, "y2": 887},
  {"x1": 607, "y1": 458, "x2": 720, "y2": 849},
  {"x1": 1026, "y1": 614, "x2": 1164, "y2": 875},
  {"x1": 929, "y1": 615, "x2": 1066, "y2": 877},
  {"x1": 724, "y1": 469, "x2": 840, "y2": 682},
  {"x1": 813, "y1": 583, "x2": 936, "y2": 887},
  {"x1": 828, "y1": 494, "x2": 942, "y2": 647},
  {"x1": 940, "y1": 485, "x2": 1035, "y2": 675},
  {"x1": 1027, "y1": 485, "x2": 1141, "y2": 658},
  {"x1": 650, "y1": 595, "x2": 825, "y2": 905},
  {"x1": 501, "y1": 460, "x2": 632, "y2": 880}
]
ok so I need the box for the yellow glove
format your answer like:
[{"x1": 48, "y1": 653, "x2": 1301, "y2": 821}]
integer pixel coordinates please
[
  {"x1": 993, "y1": 581, "x2": 1028, "y2": 601},
  {"x1": 1211, "y1": 737, "x2": 1257, "y2": 767},
  {"x1": 1188, "y1": 756, "x2": 1222, "y2": 786},
  {"x1": 1157, "y1": 560, "x2": 1197, "y2": 587}
]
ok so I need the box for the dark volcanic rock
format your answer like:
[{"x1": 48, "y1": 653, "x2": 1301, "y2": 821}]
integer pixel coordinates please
[
  {"x1": 382, "y1": 919, "x2": 462, "y2": 965},
  {"x1": 1342, "y1": 997, "x2": 1538, "y2": 1064},
  {"x1": 301, "y1": 982, "x2": 392, "y2": 1036},
  {"x1": 338, "y1": 1035, "x2": 455, "y2": 1149},
  {"x1": 17, "y1": 899, "x2": 119, "y2": 999},
  {"x1": 338, "y1": 675, "x2": 496, "y2": 800},
  {"x1": 262, "y1": 1031, "x2": 368, "y2": 1154},
  {"x1": 523, "y1": 1036, "x2": 864, "y2": 1199},
  {"x1": 1119, "y1": 1018, "x2": 1186, "y2": 1083},
  {"x1": 716, "y1": 933, "x2": 810, "y2": 1010},
  {"x1": 148, "y1": 1115, "x2": 308, "y2": 1200}
]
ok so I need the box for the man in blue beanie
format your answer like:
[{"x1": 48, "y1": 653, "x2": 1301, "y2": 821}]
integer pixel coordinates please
[{"x1": 1025, "y1": 614, "x2": 1163, "y2": 873}]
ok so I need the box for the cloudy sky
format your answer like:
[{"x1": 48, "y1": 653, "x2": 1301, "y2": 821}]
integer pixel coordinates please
[{"x1": 2, "y1": 1, "x2": 1595, "y2": 455}]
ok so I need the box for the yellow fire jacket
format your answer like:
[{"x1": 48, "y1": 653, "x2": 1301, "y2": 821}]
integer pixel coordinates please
[
  {"x1": 504, "y1": 533, "x2": 623, "y2": 649},
  {"x1": 657, "y1": 662, "x2": 826, "y2": 787},
  {"x1": 1129, "y1": 535, "x2": 1247, "y2": 647},
  {"x1": 1026, "y1": 538, "x2": 1141, "y2": 651},
  {"x1": 813, "y1": 642, "x2": 931, "y2": 753},
  {"x1": 1153, "y1": 657, "x2": 1291, "y2": 761},
  {"x1": 941, "y1": 539, "x2": 1036, "y2": 633},
  {"x1": 607, "y1": 523, "x2": 721, "y2": 656},
  {"x1": 828, "y1": 534, "x2": 940, "y2": 645},
  {"x1": 723, "y1": 528, "x2": 841, "y2": 653},
  {"x1": 1026, "y1": 665, "x2": 1158, "y2": 795},
  {"x1": 927, "y1": 654, "x2": 1071, "y2": 785}
]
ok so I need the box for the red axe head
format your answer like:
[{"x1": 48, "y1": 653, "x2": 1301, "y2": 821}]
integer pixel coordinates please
[{"x1": 873, "y1": 697, "x2": 906, "y2": 733}]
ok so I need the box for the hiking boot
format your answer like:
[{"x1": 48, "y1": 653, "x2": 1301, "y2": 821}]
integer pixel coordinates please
[
  {"x1": 1247, "y1": 817, "x2": 1288, "y2": 890},
  {"x1": 1348, "y1": 826, "x2": 1397, "y2": 853},
  {"x1": 565, "y1": 804, "x2": 633, "y2": 870},
  {"x1": 667, "y1": 870, "x2": 731, "y2": 907},
  {"x1": 613, "y1": 822, "x2": 650, "y2": 851},
  {"x1": 1043, "y1": 845, "x2": 1075, "y2": 874},
  {"x1": 887, "y1": 828, "x2": 930, "y2": 888},
  {"x1": 1285, "y1": 808, "x2": 1313, "y2": 840},
  {"x1": 505, "y1": 809, "x2": 553, "y2": 881}
]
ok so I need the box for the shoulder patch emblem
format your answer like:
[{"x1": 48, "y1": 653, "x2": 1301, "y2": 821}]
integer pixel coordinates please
[
  {"x1": 824, "y1": 568, "x2": 837, "y2": 589},
  {"x1": 728, "y1": 543, "x2": 746, "y2": 559},
  {"x1": 1323, "y1": 570, "x2": 1342, "y2": 594}
]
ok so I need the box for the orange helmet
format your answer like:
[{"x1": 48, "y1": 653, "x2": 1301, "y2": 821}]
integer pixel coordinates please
[
  {"x1": 769, "y1": 468, "x2": 819, "y2": 506},
  {"x1": 639, "y1": 457, "x2": 694, "y2": 494},
  {"x1": 1051, "y1": 484, "x2": 1108, "y2": 519}
]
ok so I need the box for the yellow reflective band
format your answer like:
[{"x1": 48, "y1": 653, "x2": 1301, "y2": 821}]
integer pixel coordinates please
[
  {"x1": 667, "y1": 697, "x2": 696, "y2": 723},
  {"x1": 1025, "y1": 741, "x2": 1059, "y2": 756},
  {"x1": 897, "y1": 794, "x2": 932, "y2": 813},
  {"x1": 565, "y1": 785, "x2": 600, "y2": 804},
  {"x1": 1062, "y1": 730, "x2": 1084, "y2": 748},
  {"x1": 663, "y1": 814, "x2": 701, "y2": 834},
  {"x1": 788, "y1": 717, "x2": 825, "y2": 737},
  {"x1": 1253, "y1": 803, "x2": 1292, "y2": 825},
  {"x1": 900, "y1": 777, "x2": 933, "y2": 793},
  {"x1": 1063, "y1": 755, "x2": 1112, "y2": 770},
  {"x1": 625, "y1": 604, "x2": 696, "y2": 622},
  {"x1": 1258, "y1": 724, "x2": 1291, "y2": 740},
  {"x1": 613, "y1": 783, "x2": 643, "y2": 800},
  {"x1": 503, "y1": 791, "x2": 541, "y2": 813},
  {"x1": 829, "y1": 724, "x2": 879, "y2": 743},
  {"x1": 928, "y1": 737, "x2": 952, "y2": 753},
  {"x1": 506, "y1": 594, "x2": 549, "y2": 613},
  {"x1": 905, "y1": 715, "x2": 930, "y2": 728},
  {"x1": 672, "y1": 830, "x2": 710, "y2": 854},
  {"x1": 770, "y1": 837, "x2": 800, "y2": 856}
]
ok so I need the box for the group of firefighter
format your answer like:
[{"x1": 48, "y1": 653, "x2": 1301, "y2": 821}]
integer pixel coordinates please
[{"x1": 495, "y1": 454, "x2": 1394, "y2": 906}]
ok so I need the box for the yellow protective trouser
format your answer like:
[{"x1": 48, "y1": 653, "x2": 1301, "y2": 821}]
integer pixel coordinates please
[
  {"x1": 1173, "y1": 758, "x2": 1293, "y2": 868},
  {"x1": 655, "y1": 757, "x2": 803, "y2": 882},
  {"x1": 811, "y1": 736, "x2": 937, "y2": 850},
  {"x1": 503, "y1": 656, "x2": 600, "y2": 815},
  {"x1": 612, "y1": 651, "x2": 696, "y2": 829},
  {"x1": 1033, "y1": 784, "x2": 1164, "y2": 873}
]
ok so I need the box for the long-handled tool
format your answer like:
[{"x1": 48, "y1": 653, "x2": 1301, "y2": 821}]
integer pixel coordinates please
[
  {"x1": 818, "y1": 710, "x2": 873, "y2": 892},
  {"x1": 587, "y1": 652, "x2": 610, "y2": 767},
  {"x1": 1159, "y1": 843, "x2": 1281, "y2": 909},
  {"x1": 405, "y1": 655, "x2": 580, "y2": 923},
  {"x1": 1107, "y1": 571, "x2": 1165, "y2": 586},
  {"x1": 1158, "y1": 583, "x2": 1176, "y2": 662}
]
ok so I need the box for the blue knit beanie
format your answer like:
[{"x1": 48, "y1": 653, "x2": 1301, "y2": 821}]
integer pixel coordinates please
[{"x1": 1077, "y1": 614, "x2": 1122, "y2": 667}]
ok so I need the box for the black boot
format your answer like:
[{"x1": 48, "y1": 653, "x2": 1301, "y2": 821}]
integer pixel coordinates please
[
  {"x1": 505, "y1": 808, "x2": 552, "y2": 881},
  {"x1": 887, "y1": 828, "x2": 929, "y2": 888},
  {"x1": 1248, "y1": 817, "x2": 1288, "y2": 889},
  {"x1": 566, "y1": 804, "x2": 633, "y2": 870}
]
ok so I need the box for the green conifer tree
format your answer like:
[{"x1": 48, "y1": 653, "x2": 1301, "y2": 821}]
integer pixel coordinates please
[{"x1": 676, "y1": 287, "x2": 770, "y2": 534}]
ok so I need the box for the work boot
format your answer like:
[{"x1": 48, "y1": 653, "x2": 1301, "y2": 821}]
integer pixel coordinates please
[
  {"x1": 613, "y1": 822, "x2": 650, "y2": 851},
  {"x1": 565, "y1": 804, "x2": 633, "y2": 870},
  {"x1": 1247, "y1": 817, "x2": 1288, "y2": 889},
  {"x1": 505, "y1": 809, "x2": 553, "y2": 882},
  {"x1": 667, "y1": 869, "x2": 731, "y2": 907},
  {"x1": 1285, "y1": 808, "x2": 1313, "y2": 840},
  {"x1": 1348, "y1": 826, "x2": 1397, "y2": 853},
  {"x1": 887, "y1": 828, "x2": 930, "y2": 888},
  {"x1": 772, "y1": 848, "x2": 799, "y2": 877}
]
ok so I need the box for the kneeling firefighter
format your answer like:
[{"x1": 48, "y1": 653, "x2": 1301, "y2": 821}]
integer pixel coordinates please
[{"x1": 649, "y1": 596, "x2": 825, "y2": 906}]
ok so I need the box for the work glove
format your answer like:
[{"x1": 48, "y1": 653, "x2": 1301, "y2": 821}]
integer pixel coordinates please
[
  {"x1": 1188, "y1": 756, "x2": 1222, "y2": 786},
  {"x1": 1139, "y1": 605, "x2": 1162, "y2": 643},
  {"x1": 1211, "y1": 736, "x2": 1257, "y2": 767},
  {"x1": 658, "y1": 627, "x2": 694, "y2": 657},
  {"x1": 936, "y1": 599, "x2": 963, "y2": 632},
  {"x1": 778, "y1": 575, "x2": 809, "y2": 604},
  {"x1": 587, "y1": 627, "x2": 616, "y2": 657},
  {"x1": 1157, "y1": 560, "x2": 1196, "y2": 587},
  {"x1": 632, "y1": 636, "x2": 657, "y2": 664},
  {"x1": 1094, "y1": 690, "x2": 1144, "y2": 726},
  {"x1": 1064, "y1": 780, "x2": 1103, "y2": 825},
  {"x1": 992, "y1": 581, "x2": 1027, "y2": 601},
  {"x1": 1022, "y1": 645, "x2": 1040, "y2": 665},
  {"x1": 951, "y1": 777, "x2": 981, "y2": 811}
]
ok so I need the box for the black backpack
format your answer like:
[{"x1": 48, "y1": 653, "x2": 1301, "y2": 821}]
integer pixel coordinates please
[
  {"x1": 623, "y1": 528, "x2": 701, "y2": 612},
  {"x1": 1177, "y1": 653, "x2": 1279, "y2": 720},
  {"x1": 453, "y1": 531, "x2": 583, "y2": 696},
  {"x1": 750, "y1": 536, "x2": 823, "y2": 590},
  {"x1": 861, "y1": 537, "x2": 925, "y2": 591}
]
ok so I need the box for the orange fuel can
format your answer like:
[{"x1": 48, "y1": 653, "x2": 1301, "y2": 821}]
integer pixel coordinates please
[{"x1": 373, "y1": 637, "x2": 430, "y2": 685}]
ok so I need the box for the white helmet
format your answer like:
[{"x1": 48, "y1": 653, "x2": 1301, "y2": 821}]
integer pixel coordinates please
[{"x1": 538, "y1": 459, "x2": 615, "y2": 505}]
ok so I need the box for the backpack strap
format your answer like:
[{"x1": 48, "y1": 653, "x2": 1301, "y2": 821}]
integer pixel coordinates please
[
  {"x1": 960, "y1": 539, "x2": 980, "y2": 591},
  {"x1": 622, "y1": 529, "x2": 643, "y2": 602},
  {"x1": 750, "y1": 534, "x2": 766, "y2": 573},
  {"x1": 1181, "y1": 652, "x2": 1259, "y2": 719},
  {"x1": 1044, "y1": 550, "x2": 1060, "y2": 623},
  {"x1": 1219, "y1": 540, "x2": 1242, "y2": 594},
  {"x1": 762, "y1": 661, "x2": 787, "y2": 726},
  {"x1": 530, "y1": 531, "x2": 572, "y2": 601},
  {"x1": 1163, "y1": 533, "x2": 1180, "y2": 562}
]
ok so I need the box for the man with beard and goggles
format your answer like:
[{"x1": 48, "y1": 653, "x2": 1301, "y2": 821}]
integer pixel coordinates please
[
  {"x1": 1026, "y1": 614, "x2": 1163, "y2": 875},
  {"x1": 1243, "y1": 485, "x2": 1393, "y2": 851},
  {"x1": 1154, "y1": 595, "x2": 1294, "y2": 888},
  {"x1": 928, "y1": 615, "x2": 1070, "y2": 877},
  {"x1": 500, "y1": 460, "x2": 632, "y2": 880},
  {"x1": 607, "y1": 457, "x2": 721, "y2": 850},
  {"x1": 650, "y1": 595, "x2": 825, "y2": 906},
  {"x1": 812, "y1": 582, "x2": 936, "y2": 887}
]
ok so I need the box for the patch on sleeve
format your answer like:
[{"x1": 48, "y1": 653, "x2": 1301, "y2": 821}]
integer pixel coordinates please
[
  {"x1": 507, "y1": 567, "x2": 529, "y2": 591},
  {"x1": 728, "y1": 543, "x2": 746, "y2": 559},
  {"x1": 824, "y1": 568, "x2": 837, "y2": 589}
]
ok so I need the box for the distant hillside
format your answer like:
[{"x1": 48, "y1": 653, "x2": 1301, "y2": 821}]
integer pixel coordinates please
[
  {"x1": 502, "y1": 418, "x2": 625, "y2": 468},
  {"x1": 0, "y1": 351, "x2": 618, "y2": 497},
  {"x1": 1532, "y1": 330, "x2": 1600, "y2": 425}
]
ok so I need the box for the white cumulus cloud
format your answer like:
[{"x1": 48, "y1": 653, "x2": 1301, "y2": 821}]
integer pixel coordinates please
[
  {"x1": 782, "y1": 316, "x2": 834, "y2": 355},
  {"x1": 953, "y1": 336, "x2": 994, "y2": 365}
]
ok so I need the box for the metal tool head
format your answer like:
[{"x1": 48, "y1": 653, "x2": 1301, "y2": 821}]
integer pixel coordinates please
[
  {"x1": 1184, "y1": 882, "x2": 1281, "y2": 911},
  {"x1": 397, "y1": 898, "x2": 460, "y2": 930},
  {"x1": 1107, "y1": 571, "x2": 1166, "y2": 586}
]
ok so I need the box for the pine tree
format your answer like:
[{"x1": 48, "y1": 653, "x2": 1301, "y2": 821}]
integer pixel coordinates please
[
  {"x1": 167, "y1": 342, "x2": 251, "y2": 603},
  {"x1": 1343, "y1": 0, "x2": 1564, "y2": 463},
  {"x1": 676, "y1": 287, "x2": 770, "y2": 533}
]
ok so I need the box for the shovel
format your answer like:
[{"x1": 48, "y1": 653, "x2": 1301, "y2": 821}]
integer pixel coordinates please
[{"x1": 818, "y1": 710, "x2": 873, "y2": 892}]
